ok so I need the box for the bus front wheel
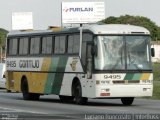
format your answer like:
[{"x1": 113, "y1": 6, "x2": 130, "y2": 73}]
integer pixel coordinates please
[
  {"x1": 121, "y1": 97, "x2": 134, "y2": 105},
  {"x1": 59, "y1": 95, "x2": 74, "y2": 102},
  {"x1": 73, "y1": 81, "x2": 88, "y2": 105}
]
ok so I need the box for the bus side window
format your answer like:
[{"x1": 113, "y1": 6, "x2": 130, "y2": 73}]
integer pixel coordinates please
[
  {"x1": 59, "y1": 36, "x2": 66, "y2": 54},
  {"x1": 54, "y1": 36, "x2": 60, "y2": 54},
  {"x1": 42, "y1": 36, "x2": 52, "y2": 54},
  {"x1": 67, "y1": 35, "x2": 74, "y2": 53},
  {"x1": 8, "y1": 38, "x2": 18, "y2": 55},
  {"x1": 19, "y1": 37, "x2": 29, "y2": 55},
  {"x1": 54, "y1": 36, "x2": 66, "y2": 54},
  {"x1": 67, "y1": 34, "x2": 80, "y2": 54},
  {"x1": 73, "y1": 35, "x2": 80, "y2": 53},
  {"x1": 30, "y1": 37, "x2": 40, "y2": 55}
]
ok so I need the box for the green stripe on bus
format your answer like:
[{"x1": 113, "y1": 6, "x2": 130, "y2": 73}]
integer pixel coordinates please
[
  {"x1": 124, "y1": 73, "x2": 146, "y2": 80},
  {"x1": 52, "y1": 56, "x2": 68, "y2": 94},
  {"x1": 124, "y1": 73, "x2": 134, "y2": 80},
  {"x1": 44, "y1": 57, "x2": 59, "y2": 94},
  {"x1": 132, "y1": 73, "x2": 141, "y2": 80}
]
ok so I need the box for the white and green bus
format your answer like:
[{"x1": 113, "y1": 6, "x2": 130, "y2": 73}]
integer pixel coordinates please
[{"x1": 6, "y1": 24, "x2": 154, "y2": 105}]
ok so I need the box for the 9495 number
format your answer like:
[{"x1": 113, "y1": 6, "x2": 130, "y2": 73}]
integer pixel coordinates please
[
  {"x1": 6, "y1": 61, "x2": 16, "y2": 67},
  {"x1": 104, "y1": 74, "x2": 121, "y2": 80}
]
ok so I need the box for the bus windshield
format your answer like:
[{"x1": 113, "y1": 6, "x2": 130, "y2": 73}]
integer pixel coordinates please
[{"x1": 94, "y1": 35, "x2": 152, "y2": 71}]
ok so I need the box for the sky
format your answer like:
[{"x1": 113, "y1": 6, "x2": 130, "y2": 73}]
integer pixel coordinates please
[{"x1": 0, "y1": 0, "x2": 160, "y2": 30}]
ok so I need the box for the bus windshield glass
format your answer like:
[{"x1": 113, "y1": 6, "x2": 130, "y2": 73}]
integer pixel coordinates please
[{"x1": 94, "y1": 35, "x2": 152, "y2": 71}]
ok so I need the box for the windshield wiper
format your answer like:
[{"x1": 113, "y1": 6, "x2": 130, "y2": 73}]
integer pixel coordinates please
[{"x1": 133, "y1": 64, "x2": 143, "y2": 71}]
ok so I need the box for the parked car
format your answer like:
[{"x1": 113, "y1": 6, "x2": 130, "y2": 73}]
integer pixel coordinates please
[{"x1": 0, "y1": 63, "x2": 6, "y2": 88}]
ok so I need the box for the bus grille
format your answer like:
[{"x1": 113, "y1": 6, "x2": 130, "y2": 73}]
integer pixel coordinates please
[{"x1": 113, "y1": 80, "x2": 140, "y2": 84}]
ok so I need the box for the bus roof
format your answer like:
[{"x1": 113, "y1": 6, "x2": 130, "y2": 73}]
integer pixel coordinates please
[
  {"x1": 8, "y1": 24, "x2": 150, "y2": 37},
  {"x1": 7, "y1": 28, "x2": 83, "y2": 37},
  {"x1": 84, "y1": 24, "x2": 150, "y2": 35}
]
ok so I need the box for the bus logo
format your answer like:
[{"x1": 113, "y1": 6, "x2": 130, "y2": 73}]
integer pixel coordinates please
[{"x1": 70, "y1": 59, "x2": 78, "y2": 71}]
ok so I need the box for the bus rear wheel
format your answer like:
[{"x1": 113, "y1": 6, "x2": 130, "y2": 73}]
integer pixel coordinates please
[
  {"x1": 21, "y1": 78, "x2": 40, "y2": 100},
  {"x1": 121, "y1": 97, "x2": 134, "y2": 106},
  {"x1": 73, "y1": 81, "x2": 88, "y2": 105}
]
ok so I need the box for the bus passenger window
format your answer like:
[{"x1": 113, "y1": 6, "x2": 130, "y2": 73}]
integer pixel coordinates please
[
  {"x1": 42, "y1": 36, "x2": 52, "y2": 54},
  {"x1": 54, "y1": 36, "x2": 66, "y2": 54},
  {"x1": 67, "y1": 35, "x2": 80, "y2": 54},
  {"x1": 8, "y1": 38, "x2": 18, "y2": 55},
  {"x1": 59, "y1": 36, "x2": 66, "y2": 54},
  {"x1": 30, "y1": 37, "x2": 40, "y2": 55},
  {"x1": 19, "y1": 37, "x2": 29, "y2": 55},
  {"x1": 54, "y1": 36, "x2": 60, "y2": 54},
  {"x1": 73, "y1": 35, "x2": 80, "y2": 53},
  {"x1": 68, "y1": 36, "x2": 74, "y2": 53}
]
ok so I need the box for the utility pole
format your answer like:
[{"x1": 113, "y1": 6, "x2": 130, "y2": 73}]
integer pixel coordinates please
[{"x1": 79, "y1": 24, "x2": 83, "y2": 58}]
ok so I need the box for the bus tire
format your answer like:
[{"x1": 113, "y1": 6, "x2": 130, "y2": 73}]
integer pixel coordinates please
[
  {"x1": 73, "y1": 81, "x2": 88, "y2": 105},
  {"x1": 6, "y1": 89, "x2": 11, "y2": 93},
  {"x1": 121, "y1": 97, "x2": 134, "y2": 106},
  {"x1": 21, "y1": 78, "x2": 40, "y2": 100},
  {"x1": 30, "y1": 93, "x2": 40, "y2": 100},
  {"x1": 21, "y1": 78, "x2": 31, "y2": 100},
  {"x1": 59, "y1": 95, "x2": 74, "y2": 102}
]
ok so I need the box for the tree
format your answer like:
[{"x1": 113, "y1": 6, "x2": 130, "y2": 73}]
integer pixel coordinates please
[
  {"x1": 102, "y1": 15, "x2": 159, "y2": 41},
  {"x1": 0, "y1": 28, "x2": 8, "y2": 46},
  {"x1": 157, "y1": 27, "x2": 160, "y2": 40}
]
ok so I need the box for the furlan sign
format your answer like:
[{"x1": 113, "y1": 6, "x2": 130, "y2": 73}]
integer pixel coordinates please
[{"x1": 62, "y1": 2, "x2": 105, "y2": 24}]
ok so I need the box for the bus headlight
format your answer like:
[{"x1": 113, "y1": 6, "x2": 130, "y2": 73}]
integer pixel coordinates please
[
  {"x1": 143, "y1": 88, "x2": 151, "y2": 91},
  {"x1": 101, "y1": 89, "x2": 110, "y2": 93}
]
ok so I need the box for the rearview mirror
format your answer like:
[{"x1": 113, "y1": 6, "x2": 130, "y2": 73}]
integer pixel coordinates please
[{"x1": 151, "y1": 48, "x2": 155, "y2": 57}]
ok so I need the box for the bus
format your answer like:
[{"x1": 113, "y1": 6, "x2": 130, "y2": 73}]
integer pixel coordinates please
[{"x1": 5, "y1": 24, "x2": 154, "y2": 105}]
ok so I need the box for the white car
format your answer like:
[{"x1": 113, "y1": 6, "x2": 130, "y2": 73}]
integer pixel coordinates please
[{"x1": 0, "y1": 63, "x2": 6, "y2": 88}]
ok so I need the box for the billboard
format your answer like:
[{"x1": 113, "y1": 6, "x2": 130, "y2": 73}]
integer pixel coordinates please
[
  {"x1": 12, "y1": 12, "x2": 33, "y2": 30},
  {"x1": 62, "y1": 2, "x2": 105, "y2": 24}
]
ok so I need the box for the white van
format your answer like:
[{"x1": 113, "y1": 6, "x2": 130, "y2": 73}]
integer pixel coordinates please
[{"x1": 0, "y1": 63, "x2": 6, "y2": 88}]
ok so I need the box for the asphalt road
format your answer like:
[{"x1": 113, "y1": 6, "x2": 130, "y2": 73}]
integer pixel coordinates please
[{"x1": 0, "y1": 89, "x2": 160, "y2": 120}]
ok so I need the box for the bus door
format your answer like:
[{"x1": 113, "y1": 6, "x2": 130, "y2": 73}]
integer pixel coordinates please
[
  {"x1": 85, "y1": 43, "x2": 95, "y2": 97},
  {"x1": 86, "y1": 43, "x2": 92, "y2": 79}
]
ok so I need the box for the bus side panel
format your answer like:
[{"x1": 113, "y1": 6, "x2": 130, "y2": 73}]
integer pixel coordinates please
[
  {"x1": 6, "y1": 56, "x2": 84, "y2": 95},
  {"x1": 29, "y1": 72, "x2": 48, "y2": 94},
  {"x1": 13, "y1": 72, "x2": 25, "y2": 92},
  {"x1": 24, "y1": 57, "x2": 52, "y2": 94},
  {"x1": 52, "y1": 56, "x2": 83, "y2": 96},
  {"x1": 59, "y1": 73, "x2": 76, "y2": 96},
  {"x1": 6, "y1": 71, "x2": 14, "y2": 91},
  {"x1": 11, "y1": 72, "x2": 52, "y2": 94},
  {"x1": 44, "y1": 56, "x2": 68, "y2": 95}
]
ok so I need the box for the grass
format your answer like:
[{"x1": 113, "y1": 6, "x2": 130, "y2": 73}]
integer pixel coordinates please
[
  {"x1": 152, "y1": 81, "x2": 160, "y2": 99},
  {"x1": 151, "y1": 63, "x2": 160, "y2": 99},
  {"x1": 153, "y1": 63, "x2": 160, "y2": 81},
  {"x1": 142, "y1": 63, "x2": 160, "y2": 100}
]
